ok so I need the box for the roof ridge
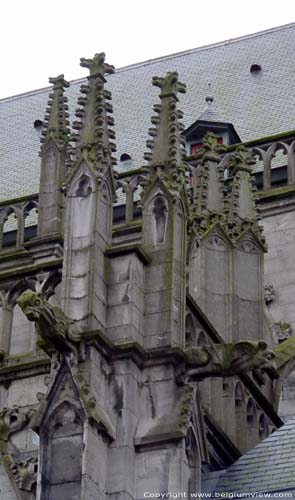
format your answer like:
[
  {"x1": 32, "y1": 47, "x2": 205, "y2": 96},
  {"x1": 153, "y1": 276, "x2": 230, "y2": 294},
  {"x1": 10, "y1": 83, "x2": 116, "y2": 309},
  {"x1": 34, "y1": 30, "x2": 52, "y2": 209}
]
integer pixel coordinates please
[
  {"x1": 114, "y1": 22, "x2": 295, "y2": 74},
  {"x1": 0, "y1": 22, "x2": 294, "y2": 103}
]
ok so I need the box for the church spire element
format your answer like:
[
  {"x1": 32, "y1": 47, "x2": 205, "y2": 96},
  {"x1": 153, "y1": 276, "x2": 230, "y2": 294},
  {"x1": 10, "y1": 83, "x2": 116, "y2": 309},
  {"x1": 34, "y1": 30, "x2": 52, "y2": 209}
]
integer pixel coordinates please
[
  {"x1": 191, "y1": 132, "x2": 226, "y2": 234},
  {"x1": 143, "y1": 72, "x2": 187, "y2": 194},
  {"x1": 72, "y1": 53, "x2": 116, "y2": 175},
  {"x1": 224, "y1": 145, "x2": 265, "y2": 244},
  {"x1": 41, "y1": 75, "x2": 70, "y2": 148}
]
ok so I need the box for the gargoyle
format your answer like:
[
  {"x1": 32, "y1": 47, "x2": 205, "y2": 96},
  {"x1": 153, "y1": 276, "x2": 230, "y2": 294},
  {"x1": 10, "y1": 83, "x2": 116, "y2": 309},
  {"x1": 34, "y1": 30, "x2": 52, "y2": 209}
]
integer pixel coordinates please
[
  {"x1": 180, "y1": 340, "x2": 275, "y2": 383},
  {"x1": 16, "y1": 290, "x2": 82, "y2": 358}
]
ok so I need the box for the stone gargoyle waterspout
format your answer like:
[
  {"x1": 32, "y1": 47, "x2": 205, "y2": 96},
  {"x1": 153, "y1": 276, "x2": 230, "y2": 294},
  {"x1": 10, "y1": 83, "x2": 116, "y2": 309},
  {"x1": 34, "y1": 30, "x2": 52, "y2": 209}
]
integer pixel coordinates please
[
  {"x1": 16, "y1": 290, "x2": 82, "y2": 359},
  {"x1": 179, "y1": 340, "x2": 276, "y2": 383}
]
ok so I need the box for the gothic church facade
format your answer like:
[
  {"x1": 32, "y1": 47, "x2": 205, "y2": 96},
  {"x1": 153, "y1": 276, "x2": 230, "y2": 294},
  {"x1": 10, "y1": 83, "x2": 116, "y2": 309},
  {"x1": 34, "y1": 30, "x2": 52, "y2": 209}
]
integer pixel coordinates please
[{"x1": 0, "y1": 23, "x2": 295, "y2": 499}]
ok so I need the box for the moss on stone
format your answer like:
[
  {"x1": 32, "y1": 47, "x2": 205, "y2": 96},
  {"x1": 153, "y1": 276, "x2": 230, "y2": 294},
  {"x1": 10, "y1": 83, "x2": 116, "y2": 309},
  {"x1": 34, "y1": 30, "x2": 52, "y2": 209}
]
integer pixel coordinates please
[
  {"x1": 258, "y1": 185, "x2": 295, "y2": 200},
  {"x1": 0, "y1": 258, "x2": 62, "y2": 280},
  {"x1": 273, "y1": 335, "x2": 295, "y2": 369}
]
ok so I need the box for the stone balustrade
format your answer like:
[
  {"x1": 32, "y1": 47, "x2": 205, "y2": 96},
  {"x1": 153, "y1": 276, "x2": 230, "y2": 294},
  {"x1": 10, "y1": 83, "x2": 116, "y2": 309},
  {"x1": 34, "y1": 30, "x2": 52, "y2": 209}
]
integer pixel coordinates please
[
  {"x1": 0, "y1": 194, "x2": 38, "y2": 250},
  {"x1": 239, "y1": 133, "x2": 295, "y2": 192},
  {"x1": 250, "y1": 135, "x2": 295, "y2": 191},
  {"x1": 113, "y1": 169, "x2": 143, "y2": 225}
]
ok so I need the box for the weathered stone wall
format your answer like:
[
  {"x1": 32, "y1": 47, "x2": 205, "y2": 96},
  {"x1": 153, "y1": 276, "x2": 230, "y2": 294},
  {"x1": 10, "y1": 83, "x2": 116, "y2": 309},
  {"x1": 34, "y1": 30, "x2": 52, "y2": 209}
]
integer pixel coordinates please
[{"x1": 261, "y1": 197, "x2": 295, "y2": 420}]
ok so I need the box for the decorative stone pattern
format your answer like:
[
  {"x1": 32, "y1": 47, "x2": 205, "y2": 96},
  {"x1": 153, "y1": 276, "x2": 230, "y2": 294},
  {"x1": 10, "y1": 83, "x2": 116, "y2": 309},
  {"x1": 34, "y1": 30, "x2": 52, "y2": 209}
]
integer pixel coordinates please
[
  {"x1": 71, "y1": 53, "x2": 117, "y2": 180},
  {"x1": 142, "y1": 71, "x2": 188, "y2": 197}
]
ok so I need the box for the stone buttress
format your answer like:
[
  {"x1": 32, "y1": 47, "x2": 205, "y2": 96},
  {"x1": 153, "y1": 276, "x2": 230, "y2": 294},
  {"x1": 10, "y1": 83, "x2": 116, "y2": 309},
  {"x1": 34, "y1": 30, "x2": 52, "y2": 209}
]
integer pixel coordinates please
[
  {"x1": 189, "y1": 137, "x2": 268, "y2": 344},
  {"x1": 61, "y1": 54, "x2": 116, "y2": 331},
  {"x1": 141, "y1": 72, "x2": 189, "y2": 349},
  {"x1": 5, "y1": 58, "x2": 284, "y2": 500}
]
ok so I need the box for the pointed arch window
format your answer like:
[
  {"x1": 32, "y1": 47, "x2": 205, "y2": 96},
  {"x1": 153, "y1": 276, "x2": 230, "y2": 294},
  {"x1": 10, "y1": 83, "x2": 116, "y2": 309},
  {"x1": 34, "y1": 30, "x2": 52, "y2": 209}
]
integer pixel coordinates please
[
  {"x1": 152, "y1": 195, "x2": 168, "y2": 244},
  {"x1": 185, "y1": 428, "x2": 200, "y2": 496}
]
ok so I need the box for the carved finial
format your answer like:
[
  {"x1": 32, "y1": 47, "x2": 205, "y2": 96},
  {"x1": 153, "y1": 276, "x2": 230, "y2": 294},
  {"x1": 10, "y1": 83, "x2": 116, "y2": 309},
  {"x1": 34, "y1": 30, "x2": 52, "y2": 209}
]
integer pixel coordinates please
[
  {"x1": 71, "y1": 53, "x2": 117, "y2": 176},
  {"x1": 190, "y1": 132, "x2": 227, "y2": 234},
  {"x1": 205, "y1": 83, "x2": 214, "y2": 104},
  {"x1": 228, "y1": 144, "x2": 256, "y2": 173},
  {"x1": 80, "y1": 52, "x2": 115, "y2": 80},
  {"x1": 194, "y1": 131, "x2": 226, "y2": 160},
  {"x1": 41, "y1": 74, "x2": 70, "y2": 147},
  {"x1": 49, "y1": 74, "x2": 69, "y2": 90},
  {"x1": 152, "y1": 71, "x2": 186, "y2": 99},
  {"x1": 197, "y1": 84, "x2": 227, "y2": 123}
]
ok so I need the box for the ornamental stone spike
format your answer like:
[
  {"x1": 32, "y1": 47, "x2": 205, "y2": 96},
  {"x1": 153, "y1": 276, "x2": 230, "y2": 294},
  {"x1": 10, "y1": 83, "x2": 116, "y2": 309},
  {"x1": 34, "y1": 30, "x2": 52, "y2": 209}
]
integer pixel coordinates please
[
  {"x1": 143, "y1": 71, "x2": 187, "y2": 193},
  {"x1": 38, "y1": 74, "x2": 70, "y2": 237},
  {"x1": 190, "y1": 132, "x2": 227, "y2": 234},
  {"x1": 80, "y1": 52, "x2": 115, "y2": 80},
  {"x1": 152, "y1": 71, "x2": 186, "y2": 98},
  {"x1": 41, "y1": 74, "x2": 70, "y2": 148},
  {"x1": 224, "y1": 145, "x2": 265, "y2": 243},
  {"x1": 72, "y1": 52, "x2": 116, "y2": 172}
]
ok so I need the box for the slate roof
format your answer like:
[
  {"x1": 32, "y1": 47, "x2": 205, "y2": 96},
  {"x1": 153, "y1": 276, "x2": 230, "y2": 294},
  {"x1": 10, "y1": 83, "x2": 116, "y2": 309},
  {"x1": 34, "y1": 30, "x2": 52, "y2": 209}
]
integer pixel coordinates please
[
  {"x1": 1, "y1": 23, "x2": 295, "y2": 201},
  {"x1": 197, "y1": 95, "x2": 227, "y2": 123},
  {"x1": 213, "y1": 417, "x2": 295, "y2": 494}
]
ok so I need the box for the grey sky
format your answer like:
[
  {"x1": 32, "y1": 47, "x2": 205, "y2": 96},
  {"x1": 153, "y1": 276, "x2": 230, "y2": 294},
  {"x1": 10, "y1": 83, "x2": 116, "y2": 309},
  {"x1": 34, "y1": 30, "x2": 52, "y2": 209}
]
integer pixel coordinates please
[{"x1": 1, "y1": 0, "x2": 294, "y2": 99}]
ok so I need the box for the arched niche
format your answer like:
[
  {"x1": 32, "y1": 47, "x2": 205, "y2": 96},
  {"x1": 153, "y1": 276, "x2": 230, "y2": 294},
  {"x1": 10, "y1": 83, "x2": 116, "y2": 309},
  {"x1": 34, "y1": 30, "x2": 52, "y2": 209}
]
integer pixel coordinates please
[
  {"x1": 1, "y1": 209, "x2": 18, "y2": 248},
  {"x1": 270, "y1": 147, "x2": 288, "y2": 188},
  {"x1": 203, "y1": 232, "x2": 228, "y2": 293},
  {"x1": 40, "y1": 401, "x2": 84, "y2": 500},
  {"x1": 133, "y1": 184, "x2": 143, "y2": 220},
  {"x1": 189, "y1": 238, "x2": 201, "y2": 301},
  {"x1": 98, "y1": 181, "x2": 112, "y2": 242},
  {"x1": 143, "y1": 191, "x2": 169, "y2": 246},
  {"x1": 202, "y1": 231, "x2": 229, "y2": 339},
  {"x1": 246, "y1": 398, "x2": 258, "y2": 449},
  {"x1": 152, "y1": 194, "x2": 168, "y2": 244},
  {"x1": 24, "y1": 201, "x2": 38, "y2": 242},
  {"x1": 68, "y1": 168, "x2": 95, "y2": 239},
  {"x1": 185, "y1": 427, "x2": 200, "y2": 496},
  {"x1": 113, "y1": 186, "x2": 126, "y2": 224},
  {"x1": 235, "y1": 237, "x2": 262, "y2": 341},
  {"x1": 235, "y1": 382, "x2": 247, "y2": 452},
  {"x1": 185, "y1": 314, "x2": 196, "y2": 346},
  {"x1": 197, "y1": 331, "x2": 208, "y2": 346}
]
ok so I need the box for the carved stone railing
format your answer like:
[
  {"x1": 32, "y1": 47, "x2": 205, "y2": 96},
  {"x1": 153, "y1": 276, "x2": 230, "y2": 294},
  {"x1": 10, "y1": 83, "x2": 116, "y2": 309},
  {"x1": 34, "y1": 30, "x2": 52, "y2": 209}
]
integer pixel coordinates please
[
  {"x1": 187, "y1": 131, "x2": 295, "y2": 196},
  {"x1": 0, "y1": 194, "x2": 39, "y2": 250},
  {"x1": 114, "y1": 168, "x2": 143, "y2": 225},
  {"x1": 231, "y1": 131, "x2": 295, "y2": 193}
]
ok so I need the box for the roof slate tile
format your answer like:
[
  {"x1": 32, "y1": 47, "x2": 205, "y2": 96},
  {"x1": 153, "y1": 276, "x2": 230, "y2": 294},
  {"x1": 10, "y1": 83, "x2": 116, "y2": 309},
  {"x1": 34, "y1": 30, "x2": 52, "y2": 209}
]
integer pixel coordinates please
[{"x1": 1, "y1": 23, "x2": 295, "y2": 201}]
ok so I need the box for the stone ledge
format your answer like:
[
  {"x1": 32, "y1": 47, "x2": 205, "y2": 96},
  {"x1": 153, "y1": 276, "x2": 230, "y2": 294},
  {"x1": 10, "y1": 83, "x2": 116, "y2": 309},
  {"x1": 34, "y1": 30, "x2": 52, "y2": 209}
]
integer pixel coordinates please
[
  {"x1": 0, "y1": 257, "x2": 62, "y2": 281},
  {"x1": 106, "y1": 243, "x2": 151, "y2": 264},
  {"x1": 0, "y1": 353, "x2": 50, "y2": 382}
]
